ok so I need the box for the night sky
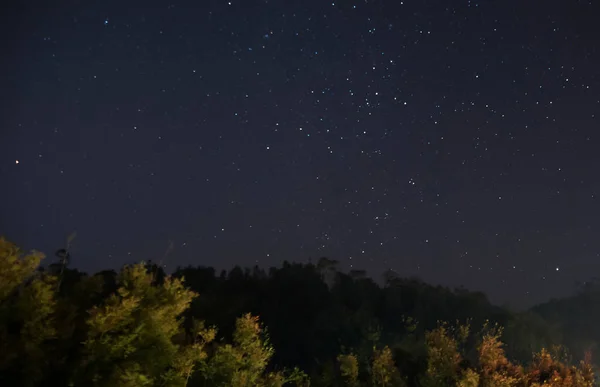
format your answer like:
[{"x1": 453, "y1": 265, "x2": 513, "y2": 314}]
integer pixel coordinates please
[{"x1": 2, "y1": 0, "x2": 599, "y2": 308}]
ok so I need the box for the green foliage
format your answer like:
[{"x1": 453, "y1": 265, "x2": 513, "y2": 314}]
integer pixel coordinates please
[
  {"x1": 199, "y1": 313, "x2": 283, "y2": 386},
  {"x1": 337, "y1": 353, "x2": 360, "y2": 387},
  {"x1": 76, "y1": 263, "x2": 199, "y2": 385},
  {"x1": 1, "y1": 238, "x2": 290, "y2": 386},
  {"x1": 0, "y1": 237, "x2": 45, "y2": 300},
  {"x1": 458, "y1": 368, "x2": 480, "y2": 387},
  {"x1": 0, "y1": 237, "x2": 56, "y2": 386},
  {"x1": 0, "y1": 236, "x2": 598, "y2": 387},
  {"x1": 283, "y1": 367, "x2": 311, "y2": 387},
  {"x1": 370, "y1": 346, "x2": 403, "y2": 387},
  {"x1": 421, "y1": 322, "x2": 464, "y2": 386},
  {"x1": 163, "y1": 319, "x2": 217, "y2": 386}
]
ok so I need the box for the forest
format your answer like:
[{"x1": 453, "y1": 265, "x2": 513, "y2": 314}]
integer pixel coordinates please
[{"x1": 1, "y1": 236, "x2": 599, "y2": 386}]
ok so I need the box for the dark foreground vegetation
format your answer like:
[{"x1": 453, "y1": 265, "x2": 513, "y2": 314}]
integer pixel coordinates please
[{"x1": 1, "y1": 236, "x2": 599, "y2": 386}]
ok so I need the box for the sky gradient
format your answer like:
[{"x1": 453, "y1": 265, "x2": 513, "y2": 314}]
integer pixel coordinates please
[{"x1": 2, "y1": 0, "x2": 600, "y2": 308}]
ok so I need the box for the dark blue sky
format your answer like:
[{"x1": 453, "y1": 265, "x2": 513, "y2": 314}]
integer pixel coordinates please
[{"x1": 2, "y1": 0, "x2": 599, "y2": 308}]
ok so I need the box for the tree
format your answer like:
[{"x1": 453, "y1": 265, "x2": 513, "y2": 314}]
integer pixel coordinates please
[
  {"x1": 0, "y1": 237, "x2": 56, "y2": 386},
  {"x1": 163, "y1": 319, "x2": 216, "y2": 386},
  {"x1": 74, "y1": 263, "x2": 205, "y2": 386},
  {"x1": 370, "y1": 346, "x2": 403, "y2": 387},
  {"x1": 0, "y1": 237, "x2": 45, "y2": 300},
  {"x1": 2, "y1": 235, "x2": 599, "y2": 387},
  {"x1": 337, "y1": 353, "x2": 360, "y2": 387},
  {"x1": 477, "y1": 323, "x2": 523, "y2": 387},
  {"x1": 200, "y1": 313, "x2": 283, "y2": 387},
  {"x1": 457, "y1": 368, "x2": 480, "y2": 387},
  {"x1": 420, "y1": 322, "x2": 465, "y2": 386},
  {"x1": 525, "y1": 348, "x2": 594, "y2": 387}
]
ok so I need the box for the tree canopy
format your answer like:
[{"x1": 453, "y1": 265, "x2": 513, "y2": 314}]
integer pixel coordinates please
[{"x1": 0, "y1": 236, "x2": 597, "y2": 386}]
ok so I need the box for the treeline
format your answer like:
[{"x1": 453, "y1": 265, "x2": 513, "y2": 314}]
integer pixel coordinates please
[{"x1": 0, "y1": 236, "x2": 597, "y2": 386}]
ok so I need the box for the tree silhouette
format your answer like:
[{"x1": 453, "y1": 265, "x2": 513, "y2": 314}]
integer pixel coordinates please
[{"x1": 0, "y1": 235, "x2": 597, "y2": 386}]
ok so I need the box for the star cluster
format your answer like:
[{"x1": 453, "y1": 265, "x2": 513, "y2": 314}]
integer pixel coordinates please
[{"x1": 2, "y1": 0, "x2": 600, "y2": 307}]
